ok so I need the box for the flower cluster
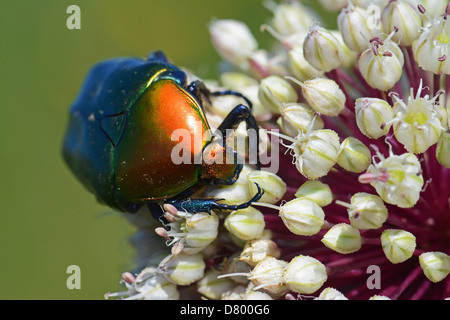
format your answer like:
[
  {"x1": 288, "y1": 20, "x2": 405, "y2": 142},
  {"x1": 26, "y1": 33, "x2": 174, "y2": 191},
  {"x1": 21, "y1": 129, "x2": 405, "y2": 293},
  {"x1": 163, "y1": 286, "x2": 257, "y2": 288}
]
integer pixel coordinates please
[{"x1": 108, "y1": 0, "x2": 450, "y2": 300}]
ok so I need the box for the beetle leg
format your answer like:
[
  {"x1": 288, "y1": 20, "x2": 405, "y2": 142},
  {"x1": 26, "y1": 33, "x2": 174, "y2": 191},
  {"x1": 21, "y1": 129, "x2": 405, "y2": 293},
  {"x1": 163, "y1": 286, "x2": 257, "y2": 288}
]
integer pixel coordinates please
[
  {"x1": 210, "y1": 90, "x2": 253, "y2": 110},
  {"x1": 165, "y1": 183, "x2": 264, "y2": 214},
  {"x1": 187, "y1": 80, "x2": 212, "y2": 109},
  {"x1": 216, "y1": 104, "x2": 261, "y2": 169}
]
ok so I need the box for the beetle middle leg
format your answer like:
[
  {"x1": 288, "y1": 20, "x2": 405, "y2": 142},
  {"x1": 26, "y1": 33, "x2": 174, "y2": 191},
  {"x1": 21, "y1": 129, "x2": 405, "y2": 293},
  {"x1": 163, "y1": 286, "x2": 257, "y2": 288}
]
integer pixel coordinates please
[{"x1": 187, "y1": 80, "x2": 253, "y2": 110}]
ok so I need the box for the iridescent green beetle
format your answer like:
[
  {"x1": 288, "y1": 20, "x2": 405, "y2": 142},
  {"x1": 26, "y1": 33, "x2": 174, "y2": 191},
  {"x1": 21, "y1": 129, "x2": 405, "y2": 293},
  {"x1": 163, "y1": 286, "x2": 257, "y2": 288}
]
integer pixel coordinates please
[{"x1": 63, "y1": 51, "x2": 262, "y2": 219}]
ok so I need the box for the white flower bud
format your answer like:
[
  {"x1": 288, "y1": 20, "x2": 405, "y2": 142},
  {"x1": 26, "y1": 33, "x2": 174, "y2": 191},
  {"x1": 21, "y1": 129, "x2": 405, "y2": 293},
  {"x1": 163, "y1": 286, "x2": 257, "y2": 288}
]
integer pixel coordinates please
[
  {"x1": 156, "y1": 210, "x2": 218, "y2": 255},
  {"x1": 381, "y1": 0, "x2": 422, "y2": 46},
  {"x1": 420, "y1": 0, "x2": 448, "y2": 19},
  {"x1": 110, "y1": 268, "x2": 181, "y2": 300},
  {"x1": 353, "y1": 0, "x2": 389, "y2": 9},
  {"x1": 330, "y1": 31, "x2": 358, "y2": 68},
  {"x1": 321, "y1": 223, "x2": 362, "y2": 254},
  {"x1": 290, "y1": 77, "x2": 346, "y2": 117},
  {"x1": 337, "y1": 193, "x2": 388, "y2": 230},
  {"x1": 207, "y1": 166, "x2": 253, "y2": 205},
  {"x1": 419, "y1": 251, "x2": 450, "y2": 283},
  {"x1": 183, "y1": 212, "x2": 219, "y2": 254},
  {"x1": 338, "y1": 3, "x2": 377, "y2": 53},
  {"x1": 292, "y1": 129, "x2": 341, "y2": 179},
  {"x1": 317, "y1": 0, "x2": 349, "y2": 12},
  {"x1": 158, "y1": 253, "x2": 205, "y2": 286},
  {"x1": 197, "y1": 270, "x2": 236, "y2": 300},
  {"x1": 283, "y1": 255, "x2": 328, "y2": 294},
  {"x1": 359, "y1": 35, "x2": 404, "y2": 91},
  {"x1": 248, "y1": 170, "x2": 287, "y2": 204},
  {"x1": 222, "y1": 253, "x2": 252, "y2": 285},
  {"x1": 303, "y1": 25, "x2": 343, "y2": 72},
  {"x1": 279, "y1": 198, "x2": 325, "y2": 236},
  {"x1": 249, "y1": 257, "x2": 289, "y2": 296},
  {"x1": 315, "y1": 287, "x2": 348, "y2": 300},
  {"x1": 295, "y1": 180, "x2": 333, "y2": 207},
  {"x1": 381, "y1": 229, "x2": 416, "y2": 264},
  {"x1": 271, "y1": 2, "x2": 316, "y2": 35},
  {"x1": 278, "y1": 103, "x2": 324, "y2": 137},
  {"x1": 362, "y1": 151, "x2": 424, "y2": 208},
  {"x1": 369, "y1": 295, "x2": 391, "y2": 300},
  {"x1": 240, "y1": 239, "x2": 281, "y2": 267},
  {"x1": 220, "y1": 72, "x2": 270, "y2": 117},
  {"x1": 287, "y1": 47, "x2": 324, "y2": 82},
  {"x1": 244, "y1": 290, "x2": 273, "y2": 300},
  {"x1": 355, "y1": 97, "x2": 394, "y2": 139},
  {"x1": 436, "y1": 131, "x2": 450, "y2": 168},
  {"x1": 221, "y1": 285, "x2": 246, "y2": 300},
  {"x1": 259, "y1": 75, "x2": 299, "y2": 114},
  {"x1": 224, "y1": 207, "x2": 266, "y2": 241},
  {"x1": 210, "y1": 20, "x2": 258, "y2": 70},
  {"x1": 414, "y1": 15, "x2": 450, "y2": 75},
  {"x1": 337, "y1": 137, "x2": 372, "y2": 173},
  {"x1": 391, "y1": 82, "x2": 443, "y2": 154}
]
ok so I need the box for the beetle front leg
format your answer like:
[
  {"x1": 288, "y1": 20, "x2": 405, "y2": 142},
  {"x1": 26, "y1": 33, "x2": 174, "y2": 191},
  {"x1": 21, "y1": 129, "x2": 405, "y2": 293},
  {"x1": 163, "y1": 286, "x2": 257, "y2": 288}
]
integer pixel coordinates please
[{"x1": 216, "y1": 104, "x2": 261, "y2": 169}]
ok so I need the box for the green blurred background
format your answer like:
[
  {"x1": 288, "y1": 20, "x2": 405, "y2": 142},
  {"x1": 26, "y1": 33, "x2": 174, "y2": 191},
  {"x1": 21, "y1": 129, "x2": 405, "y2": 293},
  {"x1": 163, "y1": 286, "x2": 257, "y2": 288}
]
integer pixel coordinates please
[{"x1": 0, "y1": 0, "x2": 328, "y2": 299}]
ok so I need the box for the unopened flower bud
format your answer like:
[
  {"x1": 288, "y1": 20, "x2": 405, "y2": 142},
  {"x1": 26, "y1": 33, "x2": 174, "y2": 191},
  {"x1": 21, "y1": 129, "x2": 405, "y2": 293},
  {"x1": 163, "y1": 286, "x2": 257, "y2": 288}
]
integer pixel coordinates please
[
  {"x1": 436, "y1": 131, "x2": 450, "y2": 168},
  {"x1": 244, "y1": 290, "x2": 273, "y2": 300},
  {"x1": 414, "y1": 15, "x2": 450, "y2": 74},
  {"x1": 419, "y1": 251, "x2": 450, "y2": 283},
  {"x1": 353, "y1": 0, "x2": 389, "y2": 9},
  {"x1": 240, "y1": 239, "x2": 281, "y2": 267},
  {"x1": 381, "y1": 229, "x2": 416, "y2": 264},
  {"x1": 278, "y1": 103, "x2": 324, "y2": 137},
  {"x1": 295, "y1": 180, "x2": 333, "y2": 207},
  {"x1": 259, "y1": 75, "x2": 298, "y2": 114},
  {"x1": 338, "y1": 3, "x2": 377, "y2": 53},
  {"x1": 337, "y1": 193, "x2": 388, "y2": 230},
  {"x1": 359, "y1": 34, "x2": 404, "y2": 91},
  {"x1": 355, "y1": 97, "x2": 393, "y2": 139},
  {"x1": 303, "y1": 25, "x2": 343, "y2": 72},
  {"x1": 317, "y1": 0, "x2": 349, "y2": 12},
  {"x1": 184, "y1": 212, "x2": 219, "y2": 254},
  {"x1": 207, "y1": 166, "x2": 253, "y2": 205},
  {"x1": 287, "y1": 47, "x2": 324, "y2": 82},
  {"x1": 197, "y1": 270, "x2": 236, "y2": 300},
  {"x1": 315, "y1": 287, "x2": 348, "y2": 300},
  {"x1": 381, "y1": 0, "x2": 422, "y2": 46},
  {"x1": 248, "y1": 170, "x2": 287, "y2": 204},
  {"x1": 220, "y1": 72, "x2": 270, "y2": 116},
  {"x1": 292, "y1": 129, "x2": 341, "y2": 179},
  {"x1": 271, "y1": 2, "x2": 316, "y2": 35},
  {"x1": 224, "y1": 207, "x2": 266, "y2": 241},
  {"x1": 279, "y1": 198, "x2": 325, "y2": 236},
  {"x1": 363, "y1": 151, "x2": 424, "y2": 208},
  {"x1": 337, "y1": 137, "x2": 372, "y2": 173},
  {"x1": 391, "y1": 82, "x2": 443, "y2": 154},
  {"x1": 107, "y1": 268, "x2": 181, "y2": 300},
  {"x1": 283, "y1": 255, "x2": 328, "y2": 294},
  {"x1": 321, "y1": 223, "x2": 362, "y2": 254},
  {"x1": 369, "y1": 295, "x2": 391, "y2": 300},
  {"x1": 249, "y1": 257, "x2": 289, "y2": 296},
  {"x1": 289, "y1": 77, "x2": 346, "y2": 117},
  {"x1": 420, "y1": 0, "x2": 448, "y2": 19},
  {"x1": 159, "y1": 253, "x2": 205, "y2": 286},
  {"x1": 210, "y1": 19, "x2": 257, "y2": 70},
  {"x1": 330, "y1": 31, "x2": 358, "y2": 68}
]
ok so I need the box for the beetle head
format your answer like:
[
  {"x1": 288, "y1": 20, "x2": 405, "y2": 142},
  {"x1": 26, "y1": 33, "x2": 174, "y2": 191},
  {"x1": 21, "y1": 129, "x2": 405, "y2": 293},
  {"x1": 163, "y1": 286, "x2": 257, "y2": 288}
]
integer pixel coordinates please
[{"x1": 199, "y1": 140, "x2": 242, "y2": 185}]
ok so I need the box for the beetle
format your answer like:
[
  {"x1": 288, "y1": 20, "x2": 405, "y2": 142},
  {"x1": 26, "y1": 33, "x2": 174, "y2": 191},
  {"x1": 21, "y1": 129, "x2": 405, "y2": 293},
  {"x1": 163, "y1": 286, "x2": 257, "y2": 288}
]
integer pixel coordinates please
[{"x1": 62, "y1": 51, "x2": 263, "y2": 219}]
